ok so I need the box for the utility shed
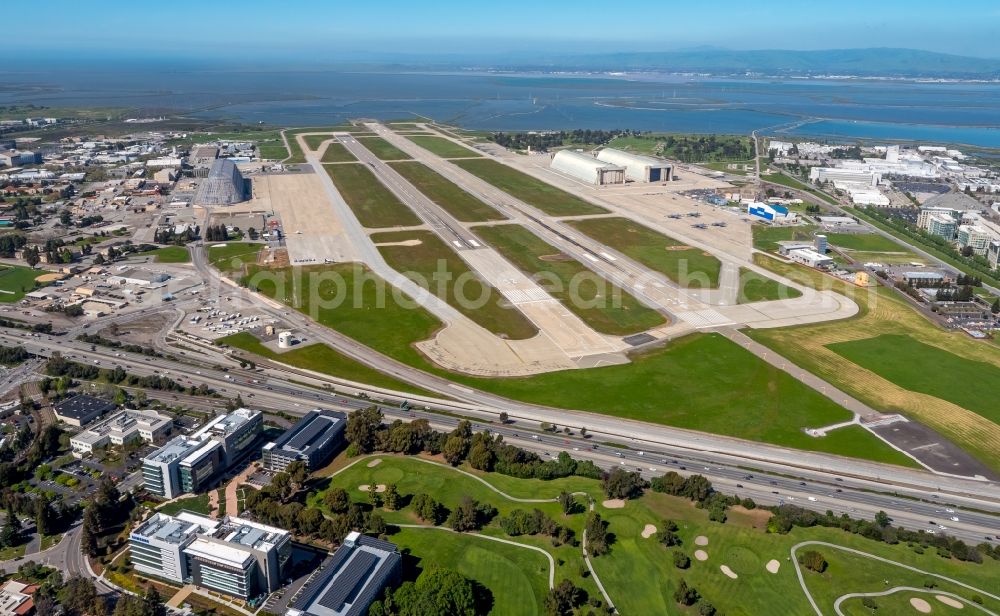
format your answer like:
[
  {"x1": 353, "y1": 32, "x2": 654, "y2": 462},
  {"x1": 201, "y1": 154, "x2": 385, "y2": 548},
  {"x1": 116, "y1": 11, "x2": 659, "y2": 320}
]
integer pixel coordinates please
[
  {"x1": 550, "y1": 150, "x2": 625, "y2": 185},
  {"x1": 596, "y1": 147, "x2": 674, "y2": 182}
]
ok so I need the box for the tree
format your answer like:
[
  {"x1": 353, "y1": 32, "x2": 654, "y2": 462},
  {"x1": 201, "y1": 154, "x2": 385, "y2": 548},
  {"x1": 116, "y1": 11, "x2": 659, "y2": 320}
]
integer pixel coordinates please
[
  {"x1": 383, "y1": 484, "x2": 400, "y2": 511},
  {"x1": 442, "y1": 435, "x2": 469, "y2": 466},
  {"x1": 544, "y1": 579, "x2": 586, "y2": 616},
  {"x1": 601, "y1": 468, "x2": 646, "y2": 500},
  {"x1": 673, "y1": 579, "x2": 700, "y2": 606},
  {"x1": 673, "y1": 551, "x2": 691, "y2": 569},
  {"x1": 400, "y1": 567, "x2": 477, "y2": 616},
  {"x1": 992, "y1": 298, "x2": 999, "y2": 315},
  {"x1": 286, "y1": 460, "x2": 309, "y2": 490},
  {"x1": 498, "y1": 411, "x2": 509, "y2": 424},
  {"x1": 585, "y1": 512, "x2": 609, "y2": 556},
  {"x1": 143, "y1": 584, "x2": 166, "y2": 616},
  {"x1": 23, "y1": 247, "x2": 39, "y2": 267},
  {"x1": 368, "y1": 483, "x2": 382, "y2": 508},
  {"x1": 368, "y1": 512, "x2": 387, "y2": 536},
  {"x1": 346, "y1": 406, "x2": 383, "y2": 454},
  {"x1": 411, "y1": 494, "x2": 444, "y2": 525},
  {"x1": 798, "y1": 550, "x2": 828, "y2": 573},
  {"x1": 323, "y1": 488, "x2": 350, "y2": 514},
  {"x1": 447, "y1": 496, "x2": 495, "y2": 532},
  {"x1": 557, "y1": 491, "x2": 576, "y2": 515},
  {"x1": 874, "y1": 510, "x2": 892, "y2": 528},
  {"x1": 698, "y1": 601, "x2": 717, "y2": 616},
  {"x1": 467, "y1": 441, "x2": 494, "y2": 471}
]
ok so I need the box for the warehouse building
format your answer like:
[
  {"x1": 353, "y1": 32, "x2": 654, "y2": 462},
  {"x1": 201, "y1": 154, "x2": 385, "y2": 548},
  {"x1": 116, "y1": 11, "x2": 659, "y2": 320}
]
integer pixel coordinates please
[
  {"x1": 53, "y1": 394, "x2": 117, "y2": 427},
  {"x1": 262, "y1": 409, "x2": 346, "y2": 472},
  {"x1": 70, "y1": 408, "x2": 173, "y2": 455},
  {"x1": 287, "y1": 532, "x2": 401, "y2": 616},
  {"x1": 194, "y1": 159, "x2": 250, "y2": 206},
  {"x1": 788, "y1": 248, "x2": 834, "y2": 269},
  {"x1": 129, "y1": 511, "x2": 291, "y2": 600},
  {"x1": 550, "y1": 150, "x2": 625, "y2": 185},
  {"x1": 596, "y1": 147, "x2": 673, "y2": 182}
]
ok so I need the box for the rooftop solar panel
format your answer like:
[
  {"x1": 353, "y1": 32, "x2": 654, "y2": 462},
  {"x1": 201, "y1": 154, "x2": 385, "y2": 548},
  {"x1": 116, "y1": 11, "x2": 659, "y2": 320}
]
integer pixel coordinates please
[
  {"x1": 317, "y1": 551, "x2": 379, "y2": 611},
  {"x1": 286, "y1": 417, "x2": 328, "y2": 451}
]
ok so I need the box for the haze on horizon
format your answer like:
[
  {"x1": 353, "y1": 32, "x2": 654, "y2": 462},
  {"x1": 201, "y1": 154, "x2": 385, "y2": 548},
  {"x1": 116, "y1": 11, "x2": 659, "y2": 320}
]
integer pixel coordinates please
[{"x1": 10, "y1": 0, "x2": 1000, "y2": 63}]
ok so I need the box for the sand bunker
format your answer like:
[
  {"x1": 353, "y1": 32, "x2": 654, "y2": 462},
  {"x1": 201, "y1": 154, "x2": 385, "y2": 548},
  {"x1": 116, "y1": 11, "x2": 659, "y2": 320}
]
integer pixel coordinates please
[
  {"x1": 34, "y1": 273, "x2": 65, "y2": 283},
  {"x1": 374, "y1": 239, "x2": 423, "y2": 247},
  {"x1": 720, "y1": 565, "x2": 738, "y2": 579},
  {"x1": 640, "y1": 524, "x2": 657, "y2": 538},
  {"x1": 358, "y1": 484, "x2": 387, "y2": 493},
  {"x1": 936, "y1": 595, "x2": 963, "y2": 609},
  {"x1": 694, "y1": 550, "x2": 708, "y2": 561},
  {"x1": 766, "y1": 559, "x2": 781, "y2": 574},
  {"x1": 602, "y1": 499, "x2": 626, "y2": 509},
  {"x1": 695, "y1": 535, "x2": 709, "y2": 546},
  {"x1": 910, "y1": 598, "x2": 932, "y2": 613},
  {"x1": 366, "y1": 458, "x2": 383, "y2": 468}
]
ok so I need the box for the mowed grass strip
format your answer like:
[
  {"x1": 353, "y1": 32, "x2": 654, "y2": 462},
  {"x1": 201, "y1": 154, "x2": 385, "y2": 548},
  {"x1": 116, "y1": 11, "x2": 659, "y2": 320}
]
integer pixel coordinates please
[
  {"x1": 216, "y1": 332, "x2": 432, "y2": 396},
  {"x1": 371, "y1": 230, "x2": 537, "y2": 340},
  {"x1": 0, "y1": 265, "x2": 43, "y2": 302},
  {"x1": 406, "y1": 134, "x2": 481, "y2": 158},
  {"x1": 738, "y1": 267, "x2": 801, "y2": 303},
  {"x1": 356, "y1": 136, "x2": 412, "y2": 160},
  {"x1": 244, "y1": 263, "x2": 442, "y2": 368},
  {"x1": 567, "y1": 217, "x2": 722, "y2": 288},
  {"x1": 453, "y1": 158, "x2": 608, "y2": 216},
  {"x1": 303, "y1": 133, "x2": 333, "y2": 151},
  {"x1": 827, "y1": 334, "x2": 1000, "y2": 424},
  {"x1": 751, "y1": 223, "x2": 818, "y2": 252},
  {"x1": 207, "y1": 242, "x2": 262, "y2": 273},
  {"x1": 149, "y1": 246, "x2": 190, "y2": 263},
  {"x1": 473, "y1": 224, "x2": 666, "y2": 336},
  {"x1": 320, "y1": 141, "x2": 356, "y2": 163},
  {"x1": 825, "y1": 232, "x2": 906, "y2": 253},
  {"x1": 388, "y1": 161, "x2": 504, "y2": 222},
  {"x1": 324, "y1": 163, "x2": 421, "y2": 227}
]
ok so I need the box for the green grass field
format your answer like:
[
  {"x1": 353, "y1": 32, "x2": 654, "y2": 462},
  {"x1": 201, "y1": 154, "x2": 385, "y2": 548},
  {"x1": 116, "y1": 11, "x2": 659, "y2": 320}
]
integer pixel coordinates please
[
  {"x1": 244, "y1": 263, "x2": 442, "y2": 369},
  {"x1": 304, "y1": 133, "x2": 333, "y2": 151},
  {"x1": 406, "y1": 135, "x2": 482, "y2": 158},
  {"x1": 701, "y1": 161, "x2": 754, "y2": 175},
  {"x1": 157, "y1": 494, "x2": 211, "y2": 516},
  {"x1": 738, "y1": 268, "x2": 802, "y2": 303},
  {"x1": 149, "y1": 246, "x2": 190, "y2": 263},
  {"x1": 207, "y1": 242, "x2": 261, "y2": 273},
  {"x1": 762, "y1": 172, "x2": 839, "y2": 205},
  {"x1": 828, "y1": 334, "x2": 1000, "y2": 425},
  {"x1": 751, "y1": 223, "x2": 818, "y2": 252},
  {"x1": 825, "y1": 232, "x2": 906, "y2": 252},
  {"x1": 217, "y1": 332, "x2": 432, "y2": 395},
  {"x1": 473, "y1": 224, "x2": 667, "y2": 335},
  {"x1": 258, "y1": 141, "x2": 289, "y2": 160},
  {"x1": 320, "y1": 142, "x2": 356, "y2": 163},
  {"x1": 357, "y1": 136, "x2": 413, "y2": 161},
  {"x1": 453, "y1": 159, "x2": 608, "y2": 216},
  {"x1": 388, "y1": 161, "x2": 505, "y2": 222},
  {"x1": 566, "y1": 217, "x2": 722, "y2": 288},
  {"x1": 324, "y1": 164, "x2": 421, "y2": 227},
  {"x1": 371, "y1": 230, "x2": 538, "y2": 340},
  {"x1": 0, "y1": 265, "x2": 41, "y2": 302}
]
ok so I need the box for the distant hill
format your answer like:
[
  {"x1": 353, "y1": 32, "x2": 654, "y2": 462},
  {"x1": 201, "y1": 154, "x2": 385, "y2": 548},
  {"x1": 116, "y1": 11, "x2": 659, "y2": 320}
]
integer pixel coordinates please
[{"x1": 519, "y1": 48, "x2": 1000, "y2": 79}]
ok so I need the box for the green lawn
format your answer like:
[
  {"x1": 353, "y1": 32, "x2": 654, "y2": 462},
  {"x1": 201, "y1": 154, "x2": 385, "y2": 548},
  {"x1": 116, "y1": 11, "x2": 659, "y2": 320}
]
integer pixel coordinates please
[
  {"x1": 738, "y1": 268, "x2": 802, "y2": 303},
  {"x1": 701, "y1": 161, "x2": 753, "y2": 175},
  {"x1": 216, "y1": 332, "x2": 432, "y2": 396},
  {"x1": 388, "y1": 161, "x2": 505, "y2": 222},
  {"x1": 825, "y1": 232, "x2": 906, "y2": 253},
  {"x1": 473, "y1": 224, "x2": 667, "y2": 335},
  {"x1": 453, "y1": 159, "x2": 608, "y2": 216},
  {"x1": 206, "y1": 242, "x2": 262, "y2": 273},
  {"x1": 258, "y1": 141, "x2": 289, "y2": 160},
  {"x1": 762, "y1": 173, "x2": 838, "y2": 205},
  {"x1": 566, "y1": 217, "x2": 722, "y2": 288},
  {"x1": 304, "y1": 133, "x2": 333, "y2": 151},
  {"x1": 356, "y1": 136, "x2": 413, "y2": 161},
  {"x1": 320, "y1": 142, "x2": 356, "y2": 163},
  {"x1": 324, "y1": 164, "x2": 421, "y2": 227},
  {"x1": 828, "y1": 334, "x2": 1000, "y2": 425},
  {"x1": 406, "y1": 135, "x2": 482, "y2": 158},
  {"x1": 370, "y1": 230, "x2": 538, "y2": 340},
  {"x1": 157, "y1": 494, "x2": 211, "y2": 516},
  {"x1": 149, "y1": 246, "x2": 190, "y2": 263},
  {"x1": 751, "y1": 223, "x2": 818, "y2": 252},
  {"x1": 0, "y1": 265, "x2": 42, "y2": 302}
]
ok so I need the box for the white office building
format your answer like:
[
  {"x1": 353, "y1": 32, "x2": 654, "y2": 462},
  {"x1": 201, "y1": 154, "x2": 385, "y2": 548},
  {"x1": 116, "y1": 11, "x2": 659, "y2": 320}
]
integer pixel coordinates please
[
  {"x1": 809, "y1": 167, "x2": 880, "y2": 187},
  {"x1": 129, "y1": 511, "x2": 220, "y2": 584},
  {"x1": 70, "y1": 409, "x2": 172, "y2": 455}
]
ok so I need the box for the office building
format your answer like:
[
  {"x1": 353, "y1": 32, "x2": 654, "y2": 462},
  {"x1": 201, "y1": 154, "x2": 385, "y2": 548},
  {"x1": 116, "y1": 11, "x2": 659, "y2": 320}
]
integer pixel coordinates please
[
  {"x1": 957, "y1": 224, "x2": 994, "y2": 255},
  {"x1": 262, "y1": 409, "x2": 347, "y2": 472},
  {"x1": 988, "y1": 240, "x2": 1000, "y2": 270},
  {"x1": 596, "y1": 147, "x2": 673, "y2": 182},
  {"x1": 917, "y1": 207, "x2": 962, "y2": 230},
  {"x1": 53, "y1": 394, "x2": 117, "y2": 427},
  {"x1": 287, "y1": 532, "x2": 401, "y2": 616},
  {"x1": 70, "y1": 408, "x2": 172, "y2": 455},
  {"x1": 191, "y1": 407, "x2": 262, "y2": 465},
  {"x1": 809, "y1": 167, "x2": 880, "y2": 187},
  {"x1": 0, "y1": 580, "x2": 39, "y2": 616},
  {"x1": 550, "y1": 150, "x2": 625, "y2": 185},
  {"x1": 926, "y1": 215, "x2": 958, "y2": 240},
  {"x1": 129, "y1": 511, "x2": 291, "y2": 600},
  {"x1": 143, "y1": 437, "x2": 205, "y2": 499}
]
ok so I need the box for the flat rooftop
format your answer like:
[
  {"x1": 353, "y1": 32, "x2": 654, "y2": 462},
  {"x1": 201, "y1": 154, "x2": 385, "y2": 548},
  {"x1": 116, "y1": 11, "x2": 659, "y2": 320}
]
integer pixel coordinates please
[
  {"x1": 212, "y1": 516, "x2": 289, "y2": 553},
  {"x1": 193, "y1": 408, "x2": 260, "y2": 440},
  {"x1": 289, "y1": 533, "x2": 400, "y2": 616},
  {"x1": 146, "y1": 435, "x2": 202, "y2": 465},
  {"x1": 72, "y1": 409, "x2": 171, "y2": 445},
  {"x1": 131, "y1": 511, "x2": 219, "y2": 545},
  {"x1": 186, "y1": 537, "x2": 254, "y2": 569},
  {"x1": 268, "y1": 409, "x2": 346, "y2": 457},
  {"x1": 53, "y1": 394, "x2": 116, "y2": 421}
]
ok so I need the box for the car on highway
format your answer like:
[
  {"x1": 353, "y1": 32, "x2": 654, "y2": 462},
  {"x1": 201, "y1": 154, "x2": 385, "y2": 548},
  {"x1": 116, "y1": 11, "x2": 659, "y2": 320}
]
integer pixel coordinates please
[
  {"x1": 938, "y1": 525, "x2": 948, "y2": 530},
  {"x1": 949, "y1": 516, "x2": 959, "y2": 522},
  {"x1": 736, "y1": 483, "x2": 743, "y2": 489}
]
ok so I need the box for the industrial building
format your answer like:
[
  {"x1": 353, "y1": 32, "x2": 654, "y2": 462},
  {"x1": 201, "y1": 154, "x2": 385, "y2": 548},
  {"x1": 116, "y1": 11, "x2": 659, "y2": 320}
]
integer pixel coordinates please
[
  {"x1": 129, "y1": 511, "x2": 291, "y2": 600},
  {"x1": 787, "y1": 248, "x2": 834, "y2": 269},
  {"x1": 596, "y1": 147, "x2": 673, "y2": 182},
  {"x1": 53, "y1": 394, "x2": 117, "y2": 427},
  {"x1": 549, "y1": 150, "x2": 625, "y2": 185},
  {"x1": 194, "y1": 158, "x2": 250, "y2": 206},
  {"x1": 287, "y1": 532, "x2": 401, "y2": 616},
  {"x1": 142, "y1": 408, "x2": 262, "y2": 498},
  {"x1": 747, "y1": 202, "x2": 794, "y2": 223},
  {"x1": 70, "y1": 408, "x2": 173, "y2": 456},
  {"x1": 262, "y1": 409, "x2": 347, "y2": 472},
  {"x1": 808, "y1": 167, "x2": 880, "y2": 187}
]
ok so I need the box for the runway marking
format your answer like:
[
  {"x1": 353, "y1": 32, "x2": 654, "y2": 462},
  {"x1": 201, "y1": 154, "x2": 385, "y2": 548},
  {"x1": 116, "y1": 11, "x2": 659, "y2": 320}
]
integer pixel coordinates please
[
  {"x1": 677, "y1": 308, "x2": 735, "y2": 328},
  {"x1": 583, "y1": 253, "x2": 599, "y2": 262},
  {"x1": 452, "y1": 240, "x2": 463, "y2": 248},
  {"x1": 599, "y1": 251, "x2": 617, "y2": 261},
  {"x1": 468, "y1": 239, "x2": 481, "y2": 247}
]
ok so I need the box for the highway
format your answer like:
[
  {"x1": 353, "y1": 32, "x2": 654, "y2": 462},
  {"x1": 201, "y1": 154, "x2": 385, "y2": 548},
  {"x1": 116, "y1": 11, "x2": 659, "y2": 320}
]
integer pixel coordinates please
[{"x1": 7, "y1": 329, "x2": 999, "y2": 545}]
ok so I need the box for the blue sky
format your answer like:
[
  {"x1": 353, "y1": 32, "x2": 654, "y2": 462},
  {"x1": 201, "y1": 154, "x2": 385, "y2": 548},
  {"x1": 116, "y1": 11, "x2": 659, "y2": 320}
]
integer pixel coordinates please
[{"x1": 13, "y1": 0, "x2": 1000, "y2": 59}]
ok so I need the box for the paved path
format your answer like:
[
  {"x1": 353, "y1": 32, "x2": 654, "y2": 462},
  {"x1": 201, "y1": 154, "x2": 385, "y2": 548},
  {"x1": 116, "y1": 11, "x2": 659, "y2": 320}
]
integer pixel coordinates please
[
  {"x1": 833, "y1": 586, "x2": 996, "y2": 616},
  {"x1": 582, "y1": 499, "x2": 616, "y2": 612},
  {"x1": 790, "y1": 540, "x2": 1000, "y2": 616}
]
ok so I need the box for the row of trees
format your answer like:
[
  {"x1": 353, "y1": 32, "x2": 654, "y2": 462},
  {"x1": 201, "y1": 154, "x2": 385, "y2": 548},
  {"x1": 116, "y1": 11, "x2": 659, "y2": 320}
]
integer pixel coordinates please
[
  {"x1": 153, "y1": 226, "x2": 198, "y2": 245},
  {"x1": 43, "y1": 353, "x2": 194, "y2": 394},
  {"x1": 0, "y1": 343, "x2": 31, "y2": 366},
  {"x1": 76, "y1": 332, "x2": 161, "y2": 357},
  {"x1": 489, "y1": 129, "x2": 634, "y2": 152},
  {"x1": 81, "y1": 478, "x2": 134, "y2": 557},
  {"x1": 202, "y1": 224, "x2": 231, "y2": 242}
]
